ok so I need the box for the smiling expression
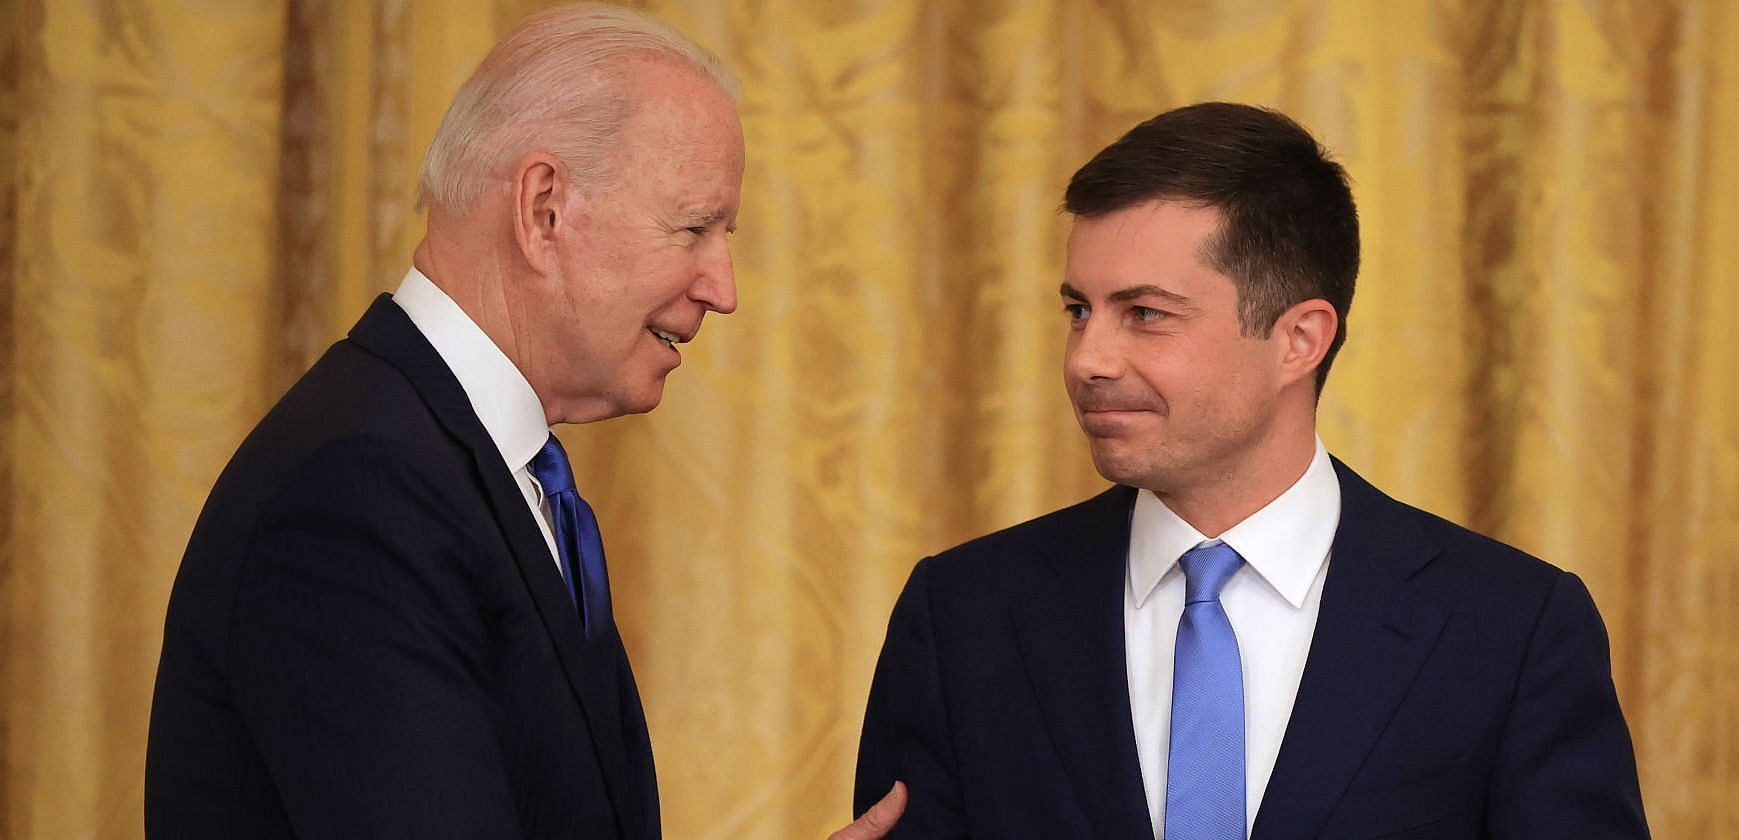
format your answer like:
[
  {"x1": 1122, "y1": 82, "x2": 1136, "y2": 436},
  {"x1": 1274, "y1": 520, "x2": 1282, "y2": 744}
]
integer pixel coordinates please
[
  {"x1": 1062, "y1": 200, "x2": 1294, "y2": 495},
  {"x1": 526, "y1": 57, "x2": 745, "y2": 423}
]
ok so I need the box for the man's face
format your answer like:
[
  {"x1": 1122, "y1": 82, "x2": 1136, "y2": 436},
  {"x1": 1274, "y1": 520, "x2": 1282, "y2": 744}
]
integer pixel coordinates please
[
  {"x1": 1062, "y1": 201, "x2": 1289, "y2": 494},
  {"x1": 531, "y1": 59, "x2": 745, "y2": 423}
]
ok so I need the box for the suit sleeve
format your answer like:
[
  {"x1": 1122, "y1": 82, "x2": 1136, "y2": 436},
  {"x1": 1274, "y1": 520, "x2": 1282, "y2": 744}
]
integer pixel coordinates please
[
  {"x1": 227, "y1": 435, "x2": 525, "y2": 839},
  {"x1": 855, "y1": 558, "x2": 968, "y2": 838},
  {"x1": 1485, "y1": 571, "x2": 1650, "y2": 838}
]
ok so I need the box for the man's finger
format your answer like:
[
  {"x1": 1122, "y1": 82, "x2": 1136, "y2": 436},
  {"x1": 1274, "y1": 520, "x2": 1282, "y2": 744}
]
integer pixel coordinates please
[{"x1": 827, "y1": 781, "x2": 908, "y2": 840}]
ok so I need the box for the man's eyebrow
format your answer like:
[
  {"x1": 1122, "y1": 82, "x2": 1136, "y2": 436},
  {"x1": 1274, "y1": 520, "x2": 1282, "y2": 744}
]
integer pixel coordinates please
[
  {"x1": 1109, "y1": 284, "x2": 1192, "y2": 306},
  {"x1": 1059, "y1": 282, "x2": 1193, "y2": 307},
  {"x1": 681, "y1": 208, "x2": 731, "y2": 227}
]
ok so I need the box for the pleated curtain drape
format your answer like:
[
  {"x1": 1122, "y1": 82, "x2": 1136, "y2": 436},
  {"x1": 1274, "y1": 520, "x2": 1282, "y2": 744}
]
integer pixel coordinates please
[{"x1": 3, "y1": 1, "x2": 1735, "y2": 837}]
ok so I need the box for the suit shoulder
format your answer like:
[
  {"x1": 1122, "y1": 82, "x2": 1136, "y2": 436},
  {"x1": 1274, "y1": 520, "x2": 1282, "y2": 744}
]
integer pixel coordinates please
[
  {"x1": 1350, "y1": 473, "x2": 1571, "y2": 613},
  {"x1": 189, "y1": 340, "x2": 471, "y2": 551},
  {"x1": 923, "y1": 486, "x2": 1133, "y2": 581},
  {"x1": 1403, "y1": 500, "x2": 1562, "y2": 581},
  {"x1": 266, "y1": 340, "x2": 436, "y2": 437},
  {"x1": 235, "y1": 340, "x2": 468, "y2": 473}
]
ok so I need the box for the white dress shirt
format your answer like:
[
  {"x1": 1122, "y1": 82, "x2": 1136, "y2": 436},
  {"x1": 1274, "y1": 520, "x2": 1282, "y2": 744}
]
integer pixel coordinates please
[
  {"x1": 1125, "y1": 438, "x2": 1342, "y2": 837},
  {"x1": 391, "y1": 268, "x2": 563, "y2": 572}
]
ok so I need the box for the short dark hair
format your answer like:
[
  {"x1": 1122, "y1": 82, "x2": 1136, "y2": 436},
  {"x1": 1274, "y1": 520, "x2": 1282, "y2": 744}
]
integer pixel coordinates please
[{"x1": 1064, "y1": 102, "x2": 1359, "y2": 390}]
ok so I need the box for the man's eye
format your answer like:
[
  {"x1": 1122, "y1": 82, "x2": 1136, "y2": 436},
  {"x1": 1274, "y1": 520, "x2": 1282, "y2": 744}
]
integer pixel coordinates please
[
  {"x1": 1062, "y1": 303, "x2": 1089, "y2": 321},
  {"x1": 1132, "y1": 306, "x2": 1166, "y2": 322},
  {"x1": 685, "y1": 226, "x2": 709, "y2": 236}
]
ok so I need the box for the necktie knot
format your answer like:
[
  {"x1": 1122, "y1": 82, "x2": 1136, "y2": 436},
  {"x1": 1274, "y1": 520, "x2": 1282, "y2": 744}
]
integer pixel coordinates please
[
  {"x1": 529, "y1": 433, "x2": 576, "y2": 496},
  {"x1": 1180, "y1": 542, "x2": 1244, "y2": 604}
]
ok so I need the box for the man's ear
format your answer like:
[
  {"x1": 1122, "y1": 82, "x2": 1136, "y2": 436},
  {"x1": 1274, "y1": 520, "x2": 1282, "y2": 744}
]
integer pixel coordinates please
[
  {"x1": 1275, "y1": 298, "x2": 1338, "y2": 389},
  {"x1": 512, "y1": 152, "x2": 569, "y2": 275}
]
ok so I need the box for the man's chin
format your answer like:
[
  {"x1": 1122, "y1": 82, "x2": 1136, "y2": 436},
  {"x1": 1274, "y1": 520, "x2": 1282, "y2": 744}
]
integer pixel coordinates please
[
  {"x1": 623, "y1": 378, "x2": 668, "y2": 415},
  {"x1": 1087, "y1": 441, "x2": 1159, "y2": 488},
  {"x1": 578, "y1": 380, "x2": 666, "y2": 422}
]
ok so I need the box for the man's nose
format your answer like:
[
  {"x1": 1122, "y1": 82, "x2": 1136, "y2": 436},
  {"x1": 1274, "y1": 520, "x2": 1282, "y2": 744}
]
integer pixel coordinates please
[
  {"x1": 1065, "y1": 320, "x2": 1124, "y2": 382},
  {"x1": 693, "y1": 237, "x2": 737, "y2": 315}
]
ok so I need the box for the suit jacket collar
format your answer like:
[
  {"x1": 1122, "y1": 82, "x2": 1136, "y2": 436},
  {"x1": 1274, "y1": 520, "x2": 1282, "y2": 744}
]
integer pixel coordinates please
[
  {"x1": 1250, "y1": 457, "x2": 1452, "y2": 840},
  {"x1": 347, "y1": 295, "x2": 649, "y2": 838},
  {"x1": 1013, "y1": 460, "x2": 1451, "y2": 840},
  {"x1": 389, "y1": 267, "x2": 548, "y2": 473},
  {"x1": 1015, "y1": 485, "x2": 1153, "y2": 837}
]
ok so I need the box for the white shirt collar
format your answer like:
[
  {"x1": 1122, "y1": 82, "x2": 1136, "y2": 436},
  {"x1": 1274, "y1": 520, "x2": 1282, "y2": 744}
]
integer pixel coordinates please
[
  {"x1": 1128, "y1": 438, "x2": 1342, "y2": 610},
  {"x1": 391, "y1": 267, "x2": 549, "y2": 473}
]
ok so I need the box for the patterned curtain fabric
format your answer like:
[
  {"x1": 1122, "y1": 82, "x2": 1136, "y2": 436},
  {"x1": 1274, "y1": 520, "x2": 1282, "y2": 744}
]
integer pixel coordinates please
[{"x1": 3, "y1": 1, "x2": 1735, "y2": 836}]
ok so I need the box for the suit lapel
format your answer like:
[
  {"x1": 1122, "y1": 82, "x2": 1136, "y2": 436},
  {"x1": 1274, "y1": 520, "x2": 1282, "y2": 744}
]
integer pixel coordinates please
[
  {"x1": 348, "y1": 296, "x2": 644, "y2": 837},
  {"x1": 1251, "y1": 459, "x2": 1451, "y2": 840},
  {"x1": 1012, "y1": 486, "x2": 1153, "y2": 838},
  {"x1": 468, "y1": 446, "x2": 641, "y2": 836}
]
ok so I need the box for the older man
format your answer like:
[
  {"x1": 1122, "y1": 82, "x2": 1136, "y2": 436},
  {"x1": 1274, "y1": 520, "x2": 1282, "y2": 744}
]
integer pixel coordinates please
[
  {"x1": 146, "y1": 5, "x2": 900, "y2": 838},
  {"x1": 855, "y1": 103, "x2": 1647, "y2": 839}
]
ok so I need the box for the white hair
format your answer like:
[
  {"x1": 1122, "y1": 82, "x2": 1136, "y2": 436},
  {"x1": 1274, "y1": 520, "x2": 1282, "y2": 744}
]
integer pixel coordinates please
[{"x1": 417, "y1": 2, "x2": 739, "y2": 214}]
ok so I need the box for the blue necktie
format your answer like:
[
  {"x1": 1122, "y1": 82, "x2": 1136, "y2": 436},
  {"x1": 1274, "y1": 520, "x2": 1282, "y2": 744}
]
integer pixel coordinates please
[
  {"x1": 1165, "y1": 542, "x2": 1247, "y2": 839},
  {"x1": 528, "y1": 434, "x2": 612, "y2": 639}
]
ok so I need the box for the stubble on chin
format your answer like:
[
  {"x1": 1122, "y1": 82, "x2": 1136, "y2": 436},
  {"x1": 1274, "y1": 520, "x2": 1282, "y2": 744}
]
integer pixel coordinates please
[{"x1": 1086, "y1": 437, "x2": 1157, "y2": 490}]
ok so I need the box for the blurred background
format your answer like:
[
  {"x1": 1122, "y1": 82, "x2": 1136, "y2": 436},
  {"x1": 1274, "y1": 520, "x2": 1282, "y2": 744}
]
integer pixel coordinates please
[{"x1": 3, "y1": 0, "x2": 1735, "y2": 837}]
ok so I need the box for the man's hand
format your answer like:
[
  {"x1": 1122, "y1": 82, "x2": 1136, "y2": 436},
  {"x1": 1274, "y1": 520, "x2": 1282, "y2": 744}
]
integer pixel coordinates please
[{"x1": 828, "y1": 781, "x2": 907, "y2": 840}]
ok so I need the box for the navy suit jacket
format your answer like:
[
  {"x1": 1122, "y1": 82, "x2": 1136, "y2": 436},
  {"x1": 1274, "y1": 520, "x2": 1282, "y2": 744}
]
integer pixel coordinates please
[
  {"x1": 855, "y1": 460, "x2": 1648, "y2": 839},
  {"x1": 146, "y1": 297, "x2": 659, "y2": 838}
]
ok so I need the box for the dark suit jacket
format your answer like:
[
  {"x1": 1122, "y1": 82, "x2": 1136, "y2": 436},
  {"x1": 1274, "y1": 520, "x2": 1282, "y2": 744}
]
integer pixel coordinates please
[
  {"x1": 146, "y1": 297, "x2": 659, "y2": 839},
  {"x1": 855, "y1": 460, "x2": 1648, "y2": 839}
]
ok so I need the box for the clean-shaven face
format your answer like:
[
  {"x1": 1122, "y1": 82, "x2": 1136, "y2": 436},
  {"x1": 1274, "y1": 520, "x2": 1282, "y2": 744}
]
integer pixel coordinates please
[
  {"x1": 534, "y1": 57, "x2": 745, "y2": 421},
  {"x1": 1062, "y1": 200, "x2": 1289, "y2": 494}
]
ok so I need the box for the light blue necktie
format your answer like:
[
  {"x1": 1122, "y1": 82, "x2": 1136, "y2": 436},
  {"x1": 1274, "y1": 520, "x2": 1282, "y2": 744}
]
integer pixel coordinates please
[
  {"x1": 528, "y1": 433, "x2": 613, "y2": 639},
  {"x1": 1165, "y1": 542, "x2": 1247, "y2": 839}
]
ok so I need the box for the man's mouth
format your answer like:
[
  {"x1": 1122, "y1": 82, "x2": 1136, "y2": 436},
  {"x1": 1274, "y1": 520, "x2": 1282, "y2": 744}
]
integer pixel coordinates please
[
  {"x1": 1079, "y1": 408, "x2": 1157, "y2": 424},
  {"x1": 1072, "y1": 388, "x2": 1164, "y2": 416},
  {"x1": 648, "y1": 327, "x2": 683, "y2": 349}
]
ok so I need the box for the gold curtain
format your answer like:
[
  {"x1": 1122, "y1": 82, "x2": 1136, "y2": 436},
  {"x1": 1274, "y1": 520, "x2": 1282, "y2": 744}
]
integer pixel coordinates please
[{"x1": 4, "y1": 0, "x2": 1736, "y2": 837}]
